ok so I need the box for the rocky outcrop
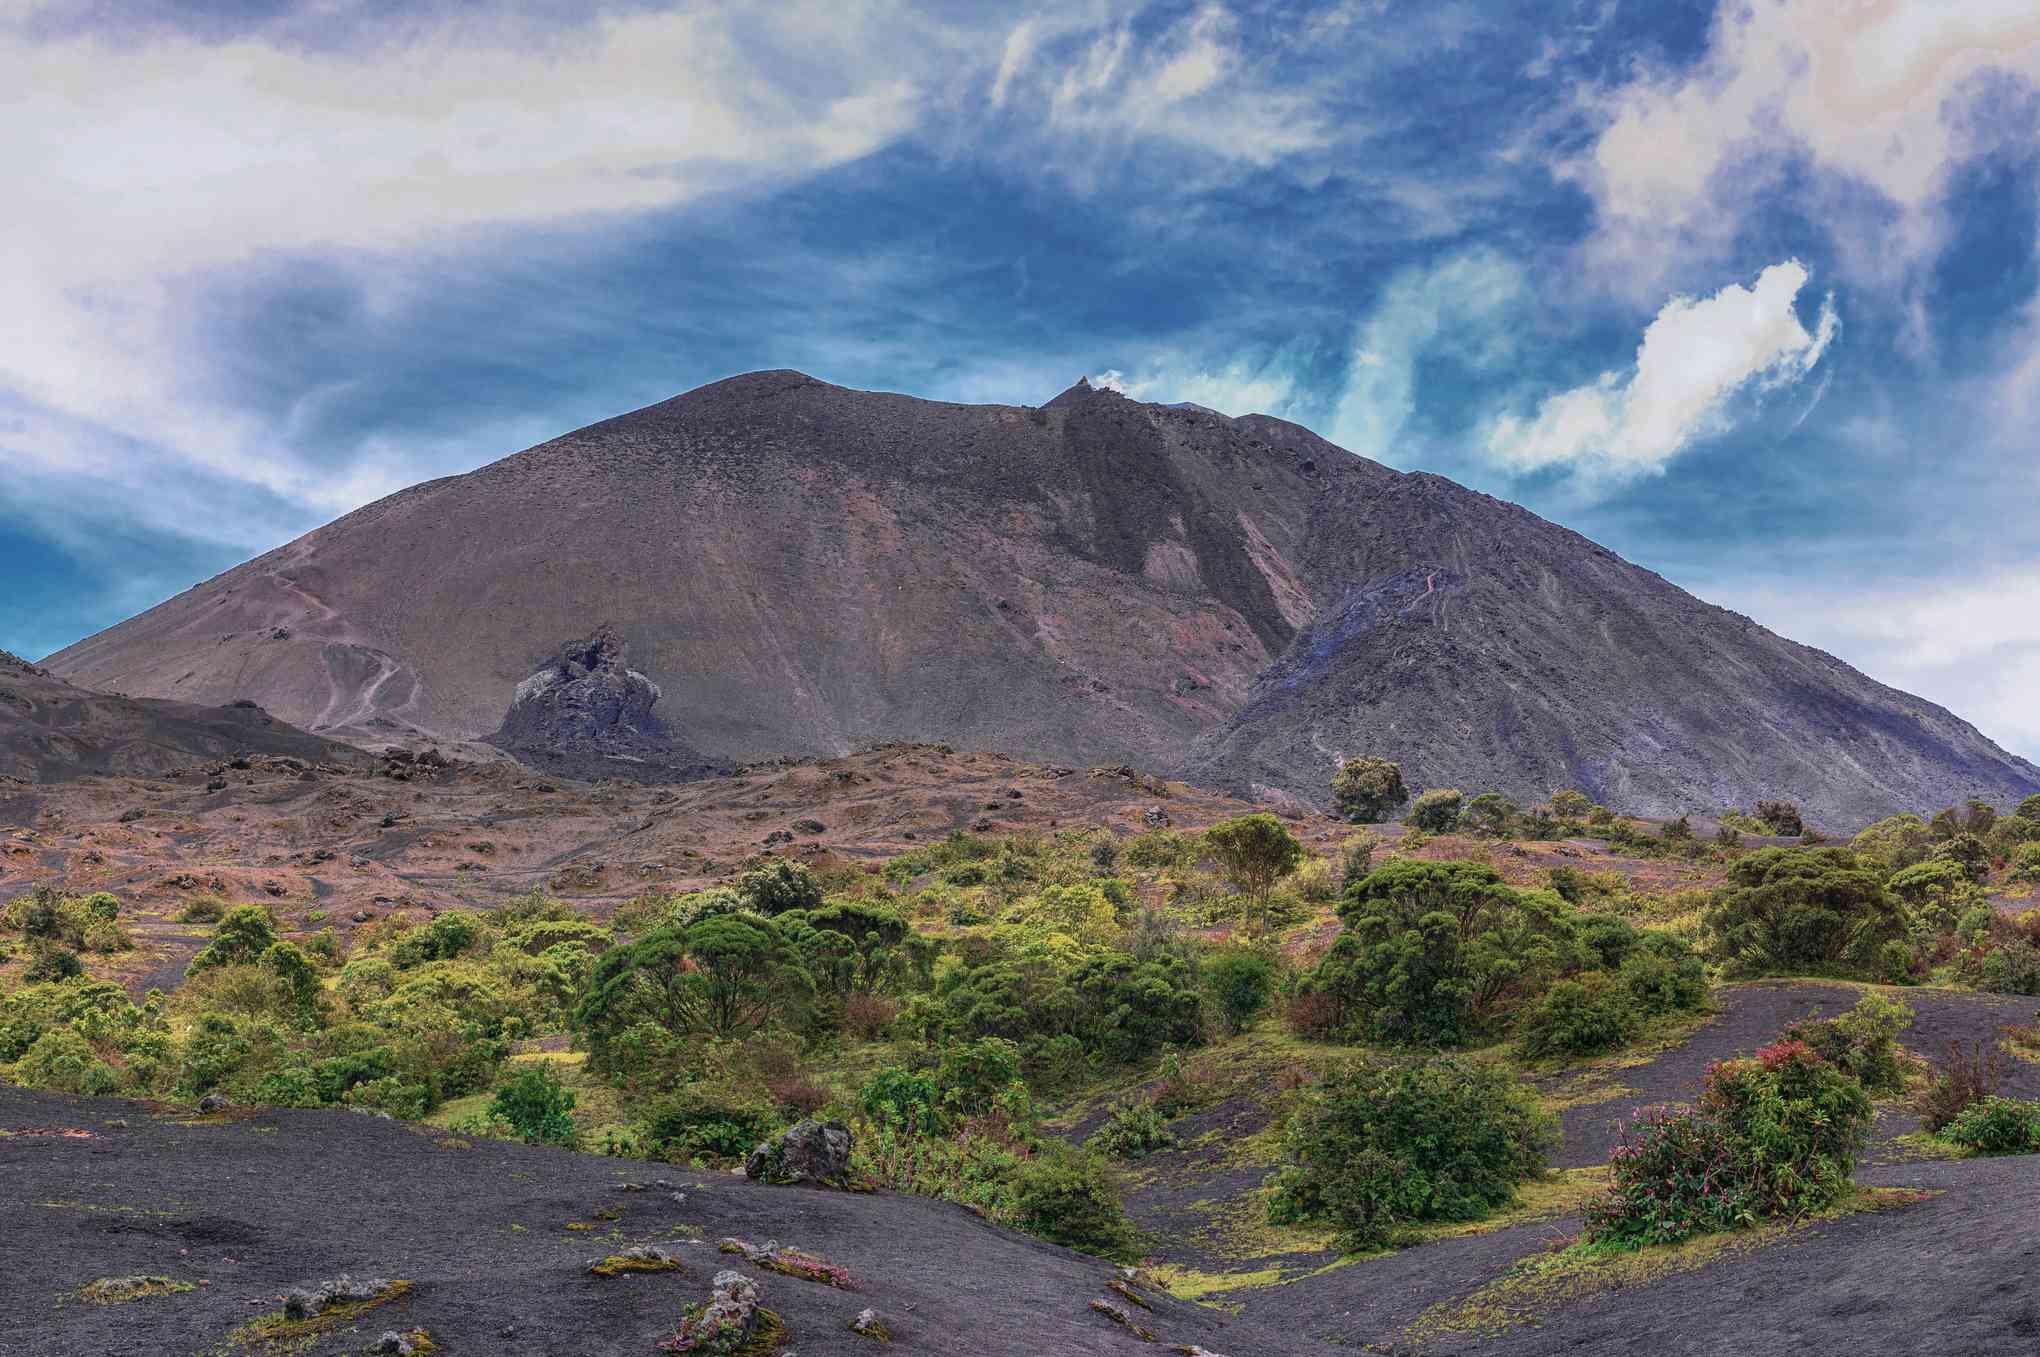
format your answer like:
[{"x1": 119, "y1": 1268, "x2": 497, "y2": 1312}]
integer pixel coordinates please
[
  {"x1": 484, "y1": 629, "x2": 729, "y2": 784},
  {"x1": 745, "y1": 1118, "x2": 852, "y2": 1188}
]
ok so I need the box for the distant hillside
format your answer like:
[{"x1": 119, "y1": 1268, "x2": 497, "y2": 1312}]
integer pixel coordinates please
[
  {"x1": 1, "y1": 650, "x2": 361, "y2": 784},
  {"x1": 42, "y1": 371, "x2": 2039, "y2": 824}
]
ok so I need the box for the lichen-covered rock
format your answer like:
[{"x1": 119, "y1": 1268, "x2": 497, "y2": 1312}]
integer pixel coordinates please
[
  {"x1": 744, "y1": 1118, "x2": 851, "y2": 1188},
  {"x1": 590, "y1": 1245, "x2": 686, "y2": 1277},
  {"x1": 848, "y1": 1306, "x2": 890, "y2": 1342},
  {"x1": 282, "y1": 1274, "x2": 394, "y2": 1321},
  {"x1": 658, "y1": 1269, "x2": 764, "y2": 1354},
  {"x1": 719, "y1": 1238, "x2": 852, "y2": 1288}
]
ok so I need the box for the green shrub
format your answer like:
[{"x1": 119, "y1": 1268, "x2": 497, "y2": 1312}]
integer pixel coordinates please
[
  {"x1": 1780, "y1": 993, "x2": 1913, "y2": 1093},
  {"x1": 1266, "y1": 1056, "x2": 1555, "y2": 1251},
  {"x1": 858, "y1": 1067, "x2": 946, "y2": 1135},
  {"x1": 13, "y1": 1028, "x2": 118, "y2": 1095},
  {"x1": 1515, "y1": 972, "x2": 1639, "y2": 1059},
  {"x1": 1576, "y1": 913, "x2": 1640, "y2": 968},
  {"x1": 24, "y1": 943, "x2": 84, "y2": 983},
  {"x1": 1959, "y1": 935, "x2": 2040, "y2": 995},
  {"x1": 736, "y1": 860, "x2": 824, "y2": 915},
  {"x1": 342, "y1": 1076, "x2": 433, "y2": 1118},
  {"x1": 1204, "y1": 947, "x2": 1278, "y2": 1035},
  {"x1": 1943, "y1": 1097, "x2": 2040, "y2": 1154},
  {"x1": 1850, "y1": 814, "x2": 1933, "y2": 871},
  {"x1": 189, "y1": 905, "x2": 278, "y2": 972},
  {"x1": 1930, "y1": 833, "x2": 1990, "y2": 883},
  {"x1": 489, "y1": 1063, "x2": 578, "y2": 1146},
  {"x1": 1702, "y1": 847, "x2": 1905, "y2": 978},
  {"x1": 1332, "y1": 757, "x2": 1408, "y2": 824},
  {"x1": 390, "y1": 911, "x2": 485, "y2": 966},
  {"x1": 2012, "y1": 842, "x2": 2040, "y2": 883},
  {"x1": 1014, "y1": 1148, "x2": 1135, "y2": 1258},
  {"x1": 1619, "y1": 932, "x2": 1708, "y2": 1014},
  {"x1": 1088, "y1": 1099, "x2": 1179, "y2": 1161},
  {"x1": 1306, "y1": 860, "x2": 1583, "y2": 1044},
  {"x1": 644, "y1": 1086, "x2": 778, "y2": 1161},
  {"x1": 1916, "y1": 1040, "x2": 2008, "y2": 1132},
  {"x1": 1407, "y1": 788, "x2": 1464, "y2": 833},
  {"x1": 176, "y1": 896, "x2": 228, "y2": 924},
  {"x1": 1204, "y1": 815, "x2": 1304, "y2": 931},
  {"x1": 935, "y1": 1036, "x2": 1024, "y2": 1110},
  {"x1": 1340, "y1": 838, "x2": 1376, "y2": 891},
  {"x1": 1697, "y1": 1040, "x2": 1872, "y2": 1216}
]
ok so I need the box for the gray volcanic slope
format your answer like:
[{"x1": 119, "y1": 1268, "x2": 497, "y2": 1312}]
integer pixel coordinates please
[
  {"x1": 43, "y1": 371, "x2": 2038, "y2": 824},
  {"x1": 0, "y1": 650, "x2": 361, "y2": 783}
]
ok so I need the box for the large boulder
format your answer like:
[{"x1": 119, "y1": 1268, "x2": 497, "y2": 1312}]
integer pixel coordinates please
[
  {"x1": 745, "y1": 1118, "x2": 852, "y2": 1188},
  {"x1": 484, "y1": 628, "x2": 730, "y2": 784}
]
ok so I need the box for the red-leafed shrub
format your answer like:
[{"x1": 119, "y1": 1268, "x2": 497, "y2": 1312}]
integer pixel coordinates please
[
  {"x1": 1585, "y1": 1105, "x2": 1753, "y2": 1247},
  {"x1": 1585, "y1": 1039, "x2": 1872, "y2": 1247}
]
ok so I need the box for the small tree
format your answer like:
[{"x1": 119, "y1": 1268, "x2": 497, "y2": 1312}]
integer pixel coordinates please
[
  {"x1": 1408, "y1": 788, "x2": 1464, "y2": 833},
  {"x1": 1205, "y1": 947, "x2": 1279, "y2": 1034},
  {"x1": 1702, "y1": 847, "x2": 1905, "y2": 978},
  {"x1": 189, "y1": 905, "x2": 278, "y2": 972},
  {"x1": 1204, "y1": 815, "x2": 1304, "y2": 932},
  {"x1": 489, "y1": 1063, "x2": 578, "y2": 1146},
  {"x1": 1753, "y1": 800, "x2": 1804, "y2": 837},
  {"x1": 1332, "y1": 758, "x2": 1408, "y2": 824},
  {"x1": 735, "y1": 860, "x2": 824, "y2": 915},
  {"x1": 1461, "y1": 793, "x2": 1519, "y2": 838}
]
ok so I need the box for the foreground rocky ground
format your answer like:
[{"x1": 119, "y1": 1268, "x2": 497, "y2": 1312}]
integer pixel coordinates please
[
  {"x1": 9, "y1": 974, "x2": 2036, "y2": 1356},
  {"x1": 1, "y1": 1083, "x2": 1255, "y2": 1357}
]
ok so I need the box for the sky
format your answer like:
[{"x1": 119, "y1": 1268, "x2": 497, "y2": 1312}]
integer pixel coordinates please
[{"x1": 2, "y1": 0, "x2": 2038, "y2": 758}]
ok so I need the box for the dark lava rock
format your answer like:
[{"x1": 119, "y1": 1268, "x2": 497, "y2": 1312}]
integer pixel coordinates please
[
  {"x1": 485, "y1": 628, "x2": 731, "y2": 786},
  {"x1": 746, "y1": 1118, "x2": 852, "y2": 1187}
]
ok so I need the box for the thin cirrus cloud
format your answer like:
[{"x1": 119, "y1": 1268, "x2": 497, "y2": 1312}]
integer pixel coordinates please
[{"x1": 1485, "y1": 260, "x2": 1839, "y2": 478}]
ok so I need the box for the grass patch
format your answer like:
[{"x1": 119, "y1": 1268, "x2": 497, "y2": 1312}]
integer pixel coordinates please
[
  {"x1": 74, "y1": 1275, "x2": 194, "y2": 1304},
  {"x1": 1406, "y1": 1186, "x2": 1932, "y2": 1344}
]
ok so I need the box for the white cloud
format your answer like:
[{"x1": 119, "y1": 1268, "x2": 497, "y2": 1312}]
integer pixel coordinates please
[
  {"x1": 0, "y1": 5, "x2": 949, "y2": 515},
  {"x1": 1324, "y1": 249, "x2": 1528, "y2": 463},
  {"x1": 1717, "y1": 568, "x2": 2040, "y2": 764},
  {"x1": 1575, "y1": 0, "x2": 2040, "y2": 281},
  {"x1": 1091, "y1": 358, "x2": 1302, "y2": 417},
  {"x1": 1485, "y1": 260, "x2": 1837, "y2": 476}
]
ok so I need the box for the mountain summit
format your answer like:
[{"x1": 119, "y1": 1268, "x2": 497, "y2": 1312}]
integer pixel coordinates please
[{"x1": 43, "y1": 371, "x2": 2038, "y2": 824}]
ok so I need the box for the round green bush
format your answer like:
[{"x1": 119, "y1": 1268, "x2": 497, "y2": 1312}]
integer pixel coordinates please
[
  {"x1": 1943, "y1": 1097, "x2": 2040, "y2": 1155},
  {"x1": 1266, "y1": 1056, "x2": 1555, "y2": 1251},
  {"x1": 1516, "y1": 972, "x2": 1640, "y2": 1059},
  {"x1": 1088, "y1": 1099, "x2": 1179, "y2": 1161},
  {"x1": 1014, "y1": 1148, "x2": 1135, "y2": 1258}
]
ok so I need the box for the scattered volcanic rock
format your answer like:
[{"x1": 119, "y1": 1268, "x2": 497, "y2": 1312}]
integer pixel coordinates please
[
  {"x1": 40, "y1": 372, "x2": 2039, "y2": 824},
  {"x1": 0, "y1": 649, "x2": 363, "y2": 784},
  {"x1": 483, "y1": 628, "x2": 729, "y2": 783}
]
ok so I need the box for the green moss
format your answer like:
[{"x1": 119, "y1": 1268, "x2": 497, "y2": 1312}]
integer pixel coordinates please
[
  {"x1": 227, "y1": 1278, "x2": 413, "y2": 1353},
  {"x1": 75, "y1": 1275, "x2": 195, "y2": 1304}
]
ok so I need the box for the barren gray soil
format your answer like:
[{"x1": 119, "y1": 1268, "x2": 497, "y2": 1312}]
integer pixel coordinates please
[{"x1": 0, "y1": 1085, "x2": 1256, "y2": 1357}]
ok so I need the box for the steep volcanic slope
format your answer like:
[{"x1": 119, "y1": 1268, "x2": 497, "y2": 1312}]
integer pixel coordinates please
[
  {"x1": 43, "y1": 371, "x2": 2039, "y2": 823},
  {"x1": 1184, "y1": 467, "x2": 2040, "y2": 824},
  {"x1": 46, "y1": 372, "x2": 1330, "y2": 772},
  {"x1": 0, "y1": 650, "x2": 362, "y2": 784}
]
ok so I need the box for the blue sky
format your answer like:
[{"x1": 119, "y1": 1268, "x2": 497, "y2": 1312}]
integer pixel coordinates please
[{"x1": 4, "y1": 0, "x2": 2038, "y2": 757}]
